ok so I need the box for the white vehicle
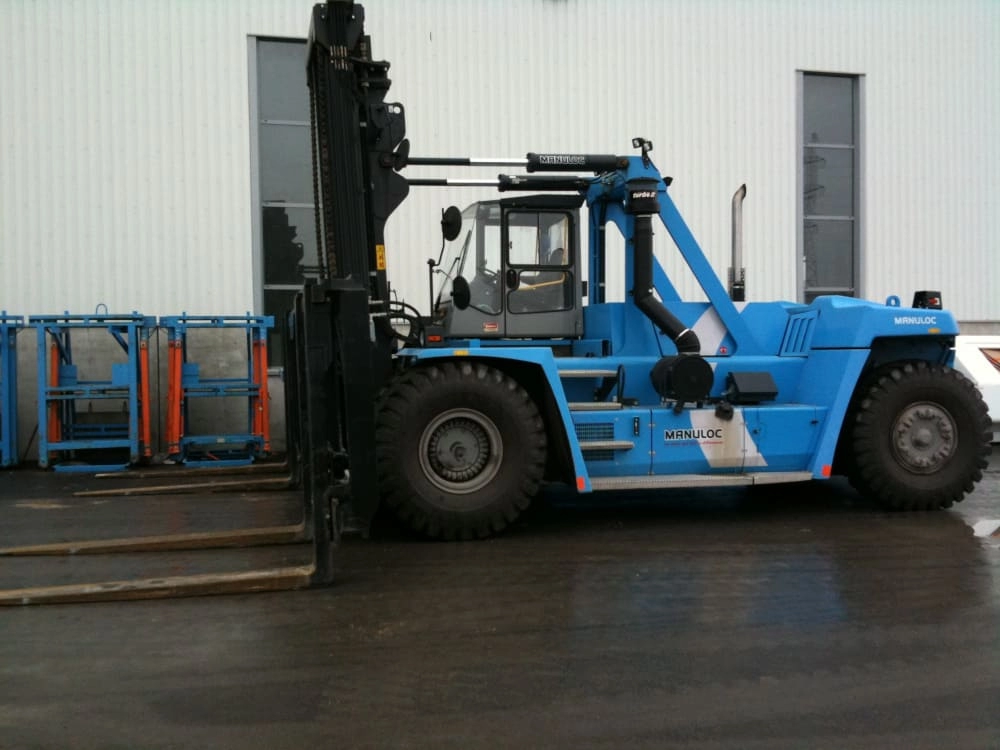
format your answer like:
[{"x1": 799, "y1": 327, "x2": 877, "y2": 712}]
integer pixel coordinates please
[{"x1": 955, "y1": 336, "x2": 1000, "y2": 443}]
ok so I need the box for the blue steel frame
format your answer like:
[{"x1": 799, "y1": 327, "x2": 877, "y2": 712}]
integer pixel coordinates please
[
  {"x1": 0, "y1": 313, "x2": 24, "y2": 467},
  {"x1": 159, "y1": 314, "x2": 274, "y2": 466},
  {"x1": 401, "y1": 156, "x2": 962, "y2": 492},
  {"x1": 31, "y1": 312, "x2": 156, "y2": 472}
]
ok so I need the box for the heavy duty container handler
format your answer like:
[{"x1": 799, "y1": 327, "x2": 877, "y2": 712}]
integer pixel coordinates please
[{"x1": 1, "y1": 0, "x2": 990, "y2": 603}]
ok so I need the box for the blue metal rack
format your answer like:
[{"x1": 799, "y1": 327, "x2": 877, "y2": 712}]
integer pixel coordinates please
[
  {"x1": 32, "y1": 312, "x2": 156, "y2": 472},
  {"x1": 160, "y1": 314, "x2": 274, "y2": 466},
  {"x1": 0, "y1": 313, "x2": 24, "y2": 467}
]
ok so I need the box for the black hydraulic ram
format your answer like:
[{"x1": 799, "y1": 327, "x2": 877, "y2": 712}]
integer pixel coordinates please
[
  {"x1": 399, "y1": 152, "x2": 627, "y2": 174},
  {"x1": 296, "y1": 0, "x2": 420, "y2": 536},
  {"x1": 526, "y1": 153, "x2": 628, "y2": 173}
]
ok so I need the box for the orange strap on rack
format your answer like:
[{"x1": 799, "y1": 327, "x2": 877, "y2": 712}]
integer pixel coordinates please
[
  {"x1": 139, "y1": 339, "x2": 152, "y2": 457},
  {"x1": 253, "y1": 338, "x2": 271, "y2": 452},
  {"x1": 165, "y1": 339, "x2": 181, "y2": 455}
]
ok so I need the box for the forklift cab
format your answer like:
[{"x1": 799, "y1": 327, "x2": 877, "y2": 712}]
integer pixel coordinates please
[{"x1": 432, "y1": 194, "x2": 584, "y2": 339}]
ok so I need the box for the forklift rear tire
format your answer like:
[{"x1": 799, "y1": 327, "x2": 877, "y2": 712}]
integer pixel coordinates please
[
  {"x1": 847, "y1": 362, "x2": 991, "y2": 510},
  {"x1": 376, "y1": 362, "x2": 547, "y2": 539}
]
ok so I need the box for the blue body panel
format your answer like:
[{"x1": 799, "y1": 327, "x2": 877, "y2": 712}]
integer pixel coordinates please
[
  {"x1": 572, "y1": 408, "x2": 652, "y2": 477},
  {"x1": 808, "y1": 295, "x2": 960, "y2": 348}
]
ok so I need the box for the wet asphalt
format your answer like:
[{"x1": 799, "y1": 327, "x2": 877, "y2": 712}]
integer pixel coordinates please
[{"x1": 1, "y1": 457, "x2": 999, "y2": 749}]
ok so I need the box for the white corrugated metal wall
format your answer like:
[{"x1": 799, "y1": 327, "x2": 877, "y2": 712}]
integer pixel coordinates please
[{"x1": 1, "y1": 0, "x2": 998, "y2": 323}]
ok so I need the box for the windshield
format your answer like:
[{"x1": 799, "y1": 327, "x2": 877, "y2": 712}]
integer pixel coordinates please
[{"x1": 433, "y1": 203, "x2": 501, "y2": 314}]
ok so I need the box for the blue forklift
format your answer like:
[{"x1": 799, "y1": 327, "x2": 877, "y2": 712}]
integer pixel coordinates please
[{"x1": 286, "y1": 0, "x2": 992, "y2": 541}]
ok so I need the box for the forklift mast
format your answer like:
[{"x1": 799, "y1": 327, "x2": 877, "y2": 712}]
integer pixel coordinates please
[{"x1": 286, "y1": 0, "x2": 412, "y2": 532}]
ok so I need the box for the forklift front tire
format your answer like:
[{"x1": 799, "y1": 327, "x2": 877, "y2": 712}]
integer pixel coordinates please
[{"x1": 376, "y1": 362, "x2": 547, "y2": 539}]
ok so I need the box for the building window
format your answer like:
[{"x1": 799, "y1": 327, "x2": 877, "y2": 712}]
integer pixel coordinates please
[
  {"x1": 799, "y1": 73, "x2": 862, "y2": 303},
  {"x1": 250, "y1": 38, "x2": 314, "y2": 365}
]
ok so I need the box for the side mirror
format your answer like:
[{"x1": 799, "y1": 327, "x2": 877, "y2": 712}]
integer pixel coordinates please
[
  {"x1": 452, "y1": 276, "x2": 471, "y2": 310},
  {"x1": 441, "y1": 206, "x2": 462, "y2": 242}
]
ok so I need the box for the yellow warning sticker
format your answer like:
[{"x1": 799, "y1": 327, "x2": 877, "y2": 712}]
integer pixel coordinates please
[{"x1": 375, "y1": 244, "x2": 387, "y2": 271}]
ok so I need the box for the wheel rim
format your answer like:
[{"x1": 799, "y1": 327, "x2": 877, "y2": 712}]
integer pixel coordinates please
[
  {"x1": 419, "y1": 408, "x2": 503, "y2": 494},
  {"x1": 890, "y1": 401, "x2": 957, "y2": 474}
]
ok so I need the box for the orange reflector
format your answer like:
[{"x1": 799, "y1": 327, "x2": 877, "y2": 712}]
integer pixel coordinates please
[
  {"x1": 928, "y1": 328, "x2": 940, "y2": 334},
  {"x1": 576, "y1": 476, "x2": 586, "y2": 491},
  {"x1": 426, "y1": 335, "x2": 442, "y2": 342},
  {"x1": 821, "y1": 465, "x2": 832, "y2": 478}
]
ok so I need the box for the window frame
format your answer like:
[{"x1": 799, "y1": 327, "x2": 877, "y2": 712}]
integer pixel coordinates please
[
  {"x1": 797, "y1": 71, "x2": 865, "y2": 303},
  {"x1": 248, "y1": 35, "x2": 313, "y2": 368}
]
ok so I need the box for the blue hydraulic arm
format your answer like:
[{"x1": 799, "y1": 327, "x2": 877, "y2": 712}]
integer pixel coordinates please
[
  {"x1": 656, "y1": 185, "x2": 761, "y2": 354},
  {"x1": 583, "y1": 156, "x2": 762, "y2": 355}
]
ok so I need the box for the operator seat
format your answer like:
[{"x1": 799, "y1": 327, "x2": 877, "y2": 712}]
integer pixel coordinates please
[{"x1": 546, "y1": 247, "x2": 566, "y2": 266}]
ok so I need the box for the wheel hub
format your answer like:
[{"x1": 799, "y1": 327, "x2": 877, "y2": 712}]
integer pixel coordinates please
[
  {"x1": 891, "y1": 402, "x2": 956, "y2": 473},
  {"x1": 429, "y1": 422, "x2": 488, "y2": 478},
  {"x1": 419, "y1": 408, "x2": 503, "y2": 494}
]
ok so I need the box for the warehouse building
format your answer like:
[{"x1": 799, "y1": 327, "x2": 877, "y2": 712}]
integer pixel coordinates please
[{"x1": 1, "y1": 0, "x2": 997, "y2": 463}]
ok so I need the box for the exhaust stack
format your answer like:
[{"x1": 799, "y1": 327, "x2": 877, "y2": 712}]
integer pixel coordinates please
[{"x1": 729, "y1": 184, "x2": 747, "y2": 302}]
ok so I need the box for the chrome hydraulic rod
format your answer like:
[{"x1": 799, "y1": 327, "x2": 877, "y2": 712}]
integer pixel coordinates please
[
  {"x1": 408, "y1": 175, "x2": 593, "y2": 192},
  {"x1": 404, "y1": 157, "x2": 526, "y2": 167},
  {"x1": 407, "y1": 178, "x2": 507, "y2": 187}
]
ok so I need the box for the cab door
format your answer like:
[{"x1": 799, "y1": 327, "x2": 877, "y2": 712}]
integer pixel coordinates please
[{"x1": 502, "y1": 208, "x2": 583, "y2": 338}]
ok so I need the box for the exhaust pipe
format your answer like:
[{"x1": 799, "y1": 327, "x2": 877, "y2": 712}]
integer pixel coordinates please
[
  {"x1": 729, "y1": 184, "x2": 747, "y2": 302},
  {"x1": 627, "y1": 180, "x2": 700, "y2": 354}
]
